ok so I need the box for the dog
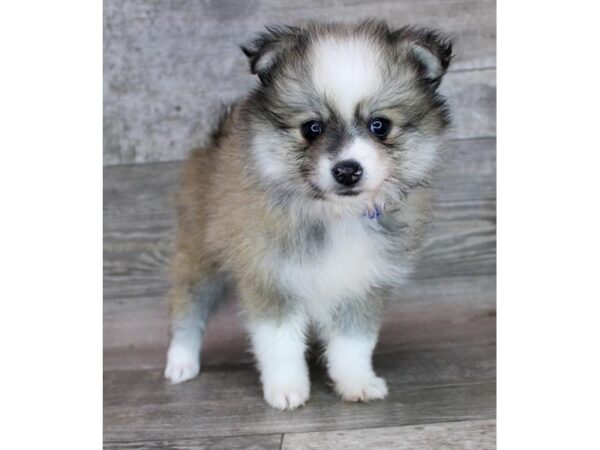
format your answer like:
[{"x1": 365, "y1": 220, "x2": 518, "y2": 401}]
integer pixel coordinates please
[{"x1": 164, "y1": 19, "x2": 452, "y2": 410}]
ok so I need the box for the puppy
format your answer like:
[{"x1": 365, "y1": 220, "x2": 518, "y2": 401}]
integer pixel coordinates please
[{"x1": 164, "y1": 20, "x2": 452, "y2": 410}]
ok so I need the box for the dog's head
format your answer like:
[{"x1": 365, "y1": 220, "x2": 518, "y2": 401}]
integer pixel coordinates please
[{"x1": 240, "y1": 20, "x2": 452, "y2": 217}]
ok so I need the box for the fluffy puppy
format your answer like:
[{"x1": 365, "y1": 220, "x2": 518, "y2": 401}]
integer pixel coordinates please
[{"x1": 164, "y1": 20, "x2": 452, "y2": 410}]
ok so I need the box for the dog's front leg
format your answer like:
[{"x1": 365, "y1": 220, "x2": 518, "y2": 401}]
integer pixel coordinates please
[
  {"x1": 247, "y1": 314, "x2": 310, "y2": 410},
  {"x1": 320, "y1": 296, "x2": 388, "y2": 402}
]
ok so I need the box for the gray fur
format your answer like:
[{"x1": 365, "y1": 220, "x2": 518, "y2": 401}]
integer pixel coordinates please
[
  {"x1": 238, "y1": 20, "x2": 452, "y2": 210},
  {"x1": 320, "y1": 287, "x2": 390, "y2": 337},
  {"x1": 170, "y1": 274, "x2": 230, "y2": 344}
]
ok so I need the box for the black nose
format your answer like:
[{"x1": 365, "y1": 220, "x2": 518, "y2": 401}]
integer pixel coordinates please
[{"x1": 332, "y1": 160, "x2": 363, "y2": 186}]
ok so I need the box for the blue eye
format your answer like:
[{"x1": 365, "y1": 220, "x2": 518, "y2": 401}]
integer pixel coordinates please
[
  {"x1": 368, "y1": 117, "x2": 391, "y2": 139},
  {"x1": 301, "y1": 120, "x2": 323, "y2": 141}
]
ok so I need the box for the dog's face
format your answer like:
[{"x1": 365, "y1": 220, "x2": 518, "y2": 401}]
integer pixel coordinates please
[{"x1": 240, "y1": 21, "x2": 452, "y2": 216}]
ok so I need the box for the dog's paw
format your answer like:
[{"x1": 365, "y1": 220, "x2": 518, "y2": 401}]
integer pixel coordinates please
[
  {"x1": 164, "y1": 345, "x2": 200, "y2": 384},
  {"x1": 334, "y1": 374, "x2": 388, "y2": 402},
  {"x1": 263, "y1": 379, "x2": 310, "y2": 410}
]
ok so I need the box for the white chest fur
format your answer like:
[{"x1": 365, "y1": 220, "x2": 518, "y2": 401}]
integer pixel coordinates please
[{"x1": 276, "y1": 217, "x2": 408, "y2": 321}]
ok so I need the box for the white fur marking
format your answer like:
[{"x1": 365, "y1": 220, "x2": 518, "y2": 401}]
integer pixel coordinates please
[
  {"x1": 164, "y1": 302, "x2": 204, "y2": 384},
  {"x1": 277, "y1": 218, "x2": 407, "y2": 322},
  {"x1": 401, "y1": 133, "x2": 441, "y2": 184},
  {"x1": 165, "y1": 343, "x2": 200, "y2": 384},
  {"x1": 314, "y1": 137, "x2": 387, "y2": 194},
  {"x1": 252, "y1": 133, "x2": 289, "y2": 184},
  {"x1": 338, "y1": 137, "x2": 387, "y2": 191},
  {"x1": 325, "y1": 333, "x2": 388, "y2": 401},
  {"x1": 312, "y1": 37, "x2": 382, "y2": 120},
  {"x1": 315, "y1": 154, "x2": 336, "y2": 192},
  {"x1": 248, "y1": 317, "x2": 310, "y2": 410}
]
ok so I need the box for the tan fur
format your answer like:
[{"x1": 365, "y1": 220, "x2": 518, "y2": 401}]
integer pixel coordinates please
[
  {"x1": 169, "y1": 102, "x2": 433, "y2": 318},
  {"x1": 169, "y1": 106, "x2": 294, "y2": 318}
]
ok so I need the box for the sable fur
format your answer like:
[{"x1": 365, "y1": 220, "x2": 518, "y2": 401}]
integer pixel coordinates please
[{"x1": 164, "y1": 19, "x2": 453, "y2": 410}]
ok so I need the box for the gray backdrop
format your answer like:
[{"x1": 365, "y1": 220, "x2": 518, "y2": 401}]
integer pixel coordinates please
[{"x1": 103, "y1": 0, "x2": 495, "y2": 165}]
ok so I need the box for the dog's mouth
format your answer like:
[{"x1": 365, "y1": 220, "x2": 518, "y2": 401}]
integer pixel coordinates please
[
  {"x1": 306, "y1": 180, "x2": 364, "y2": 200},
  {"x1": 336, "y1": 189, "x2": 361, "y2": 197}
]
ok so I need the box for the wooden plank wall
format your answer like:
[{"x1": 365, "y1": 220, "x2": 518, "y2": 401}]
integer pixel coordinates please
[{"x1": 104, "y1": 0, "x2": 495, "y2": 165}]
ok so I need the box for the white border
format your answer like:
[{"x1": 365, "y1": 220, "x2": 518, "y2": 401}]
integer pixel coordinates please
[
  {"x1": 499, "y1": 0, "x2": 600, "y2": 448},
  {"x1": 0, "y1": 2, "x2": 102, "y2": 448},
  {"x1": 1, "y1": 0, "x2": 600, "y2": 448}
]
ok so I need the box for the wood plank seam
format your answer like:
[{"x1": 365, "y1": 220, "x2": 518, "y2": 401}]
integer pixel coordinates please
[
  {"x1": 280, "y1": 417, "x2": 495, "y2": 438},
  {"x1": 103, "y1": 400, "x2": 496, "y2": 444},
  {"x1": 103, "y1": 413, "x2": 496, "y2": 444},
  {"x1": 104, "y1": 432, "x2": 285, "y2": 446}
]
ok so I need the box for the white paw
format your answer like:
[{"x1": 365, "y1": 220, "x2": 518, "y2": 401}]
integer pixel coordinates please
[
  {"x1": 334, "y1": 374, "x2": 388, "y2": 402},
  {"x1": 164, "y1": 345, "x2": 200, "y2": 384},
  {"x1": 263, "y1": 379, "x2": 310, "y2": 410}
]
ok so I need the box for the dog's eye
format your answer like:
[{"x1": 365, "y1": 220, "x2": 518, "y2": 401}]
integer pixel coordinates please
[
  {"x1": 368, "y1": 117, "x2": 391, "y2": 139},
  {"x1": 301, "y1": 120, "x2": 324, "y2": 141}
]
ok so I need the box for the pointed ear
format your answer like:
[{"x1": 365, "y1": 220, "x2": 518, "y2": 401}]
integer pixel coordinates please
[
  {"x1": 240, "y1": 25, "x2": 303, "y2": 85},
  {"x1": 394, "y1": 26, "x2": 453, "y2": 89}
]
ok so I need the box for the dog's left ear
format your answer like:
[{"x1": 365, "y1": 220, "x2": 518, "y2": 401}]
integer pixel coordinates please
[
  {"x1": 393, "y1": 26, "x2": 453, "y2": 90},
  {"x1": 240, "y1": 25, "x2": 303, "y2": 85}
]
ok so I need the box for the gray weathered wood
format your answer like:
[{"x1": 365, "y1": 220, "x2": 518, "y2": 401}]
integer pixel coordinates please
[
  {"x1": 104, "y1": 0, "x2": 496, "y2": 164},
  {"x1": 104, "y1": 365, "x2": 495, "y2": 442},
  {"x1": 103, "y1": 136, "x2": 495, "y2": 368},
  {"x1": 104, "y1": 273, "x2": 495, "y2": 371},
  {"x1": 282, "y1": 419, "x2": 496, "y2": 449},
  {"x1": 441, "y1": 69, "x2": 496, "y2": 140},
  {"x1": 103, "y1": 138, "x2": 496, "y2": 301},
  {"x1": 104, "y1": 69, "x2": 495, "y2": 165},
  {"x1": 104, "y1": 434, "x2": 282, "y2": 449}
]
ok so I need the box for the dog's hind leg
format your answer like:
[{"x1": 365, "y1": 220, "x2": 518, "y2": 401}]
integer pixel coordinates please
[{"x1": 164, "y1": 259, "x2": 227, "y2": 384}]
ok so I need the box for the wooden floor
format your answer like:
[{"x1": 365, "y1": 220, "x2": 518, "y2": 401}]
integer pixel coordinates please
[
  {"x1": 103, "y1": 142, "x2": 496, "y2": 449},
  {"x1": 104, "y1": 274, "x2": 496, "y2": 449},
  {"x1": 104, "y1": 1, "x2": 496, "y2": 448}
]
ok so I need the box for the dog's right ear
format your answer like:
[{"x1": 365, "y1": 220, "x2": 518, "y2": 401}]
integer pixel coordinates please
[{"x1": 240, "y1": 25, "x2": 303, "y2": 85}]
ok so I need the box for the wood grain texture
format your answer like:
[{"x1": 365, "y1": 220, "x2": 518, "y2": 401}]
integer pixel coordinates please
[
  {"x1": 102, "y1": 144, "x2": 496, "y2": 445},
  {"x1": 103, "y1": 152, "x2": 496, "y2": 445},
  {"x1": 104, "y1": 0, "x2": 496, "y2": 164},
  {"x1": 103, "y1": 137, "x2": 495, "y2": 368},
  {"x1": 103, "y1": 137, "x2": 496, "y2": 296},
  {"x1": 441, "y1": 69, "x2": 496, "y2": 140},
  {"x1": 104, "y1": 273, "x2": 495, "y2": 371},
  {"x1": 104, "y1": 362, "x2": 495, "y2": 442},
  {"x1": 104, "y1": 434, "x2": 282, "y2": 449},
  {"x1": 282, "y1": 419, "x2": 496, "y2": 449}
]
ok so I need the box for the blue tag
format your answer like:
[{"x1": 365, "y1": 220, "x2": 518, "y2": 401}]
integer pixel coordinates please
[{"x1": 364, "y1": 205, "x2": 383, "y2": 219}]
